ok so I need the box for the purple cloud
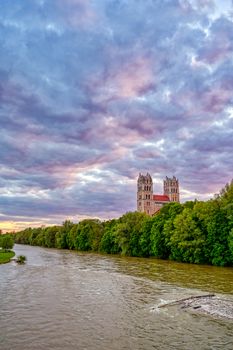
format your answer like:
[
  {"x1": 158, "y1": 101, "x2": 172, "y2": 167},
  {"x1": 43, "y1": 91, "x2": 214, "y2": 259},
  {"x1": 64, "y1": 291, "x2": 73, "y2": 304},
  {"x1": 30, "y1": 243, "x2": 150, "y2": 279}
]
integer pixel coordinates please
[{"x1": 0, "y1": 0, "x2": 232, "y2": 231}]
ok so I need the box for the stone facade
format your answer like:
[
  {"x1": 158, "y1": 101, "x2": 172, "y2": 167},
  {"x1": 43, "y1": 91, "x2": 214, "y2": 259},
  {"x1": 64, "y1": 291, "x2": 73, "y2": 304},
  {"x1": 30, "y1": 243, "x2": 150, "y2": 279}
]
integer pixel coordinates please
[
  {"x1": 164, "y1": 176, "x2": 180, "y2": 203},
  {"x1": 137, "y1": 173, "x2": 180, "y2": 215}
]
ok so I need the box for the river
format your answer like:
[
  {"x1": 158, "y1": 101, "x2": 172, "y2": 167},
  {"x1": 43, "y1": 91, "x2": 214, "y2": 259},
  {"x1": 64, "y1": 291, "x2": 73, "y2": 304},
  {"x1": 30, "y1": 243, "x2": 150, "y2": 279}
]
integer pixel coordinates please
[{"x1": 0, "y1": 244, "x2": 232, "y2": 350}]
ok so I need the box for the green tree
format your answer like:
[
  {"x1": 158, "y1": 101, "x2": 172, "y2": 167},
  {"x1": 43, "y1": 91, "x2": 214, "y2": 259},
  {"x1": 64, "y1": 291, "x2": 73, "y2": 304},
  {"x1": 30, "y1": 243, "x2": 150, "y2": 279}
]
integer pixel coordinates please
[
  {"x1": 55, "y1": 228, "x2": 67, "y2": 249},
  {"x1": 74, "y1": 219, "x2": 103, "y2": 251},
  {"x1": 169, "y1": 208, "x2": 206, "y2": 264},
  {"x1": 150, "y1": 202, "x2": 183, "y2": 259},
  {"x1": 66, "y1": 224, "x2": 79, "y2": 250},
  {"x1": 99, "y1": 219, "x2": 120, "y2": 254},
  {"x1": 228, "y1": 229, "x2": 233, "y2": 263},
  {"x1": 15, "y1": 228, "x2": 32, "y2": 244},
  {"x1": 29, "y1": 228, "x2": 41, "y2": 245},
  {"x1": 113, "y1": 212, "x2": 147, "y2": 256},
  {"x1": 138, "y1": 216, "x2": 154, "y2": 257},
  {"x1": 0, "y1": 235, "x2": 14, "y2": 250},
  {"x1": 44, "y1": 226, "x2": 59, "y2": 248},
  {"x1": 194, "y1": 198, "x2": 231, "y2": 266},
  {"x1": 55, "y1": 220, "x2": 73, "y2": 249}
]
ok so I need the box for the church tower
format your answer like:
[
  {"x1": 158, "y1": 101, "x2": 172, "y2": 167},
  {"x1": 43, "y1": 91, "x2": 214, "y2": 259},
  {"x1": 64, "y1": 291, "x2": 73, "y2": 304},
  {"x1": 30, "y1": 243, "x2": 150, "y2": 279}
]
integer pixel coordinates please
[
  {"x1": 163, "y1": 176, "x2": 180, "y2": 202},
  {"x1": 137, "y1": 173, "x2": 153, "y2": 215}
]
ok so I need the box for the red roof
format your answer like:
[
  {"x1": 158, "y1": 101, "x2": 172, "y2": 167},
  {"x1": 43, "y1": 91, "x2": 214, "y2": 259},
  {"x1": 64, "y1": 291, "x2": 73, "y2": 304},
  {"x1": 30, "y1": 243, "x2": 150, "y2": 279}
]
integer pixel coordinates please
[{"x1": 153, "y1": 194, "x2": 170, "y2": 202}]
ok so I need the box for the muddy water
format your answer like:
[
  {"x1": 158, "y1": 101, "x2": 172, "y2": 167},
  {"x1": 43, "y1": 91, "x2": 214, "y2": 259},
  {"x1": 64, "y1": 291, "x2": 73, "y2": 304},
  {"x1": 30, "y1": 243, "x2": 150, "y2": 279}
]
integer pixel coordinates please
[{"x1": 0, "y1": 244, "x2": 232, "y2": 350}]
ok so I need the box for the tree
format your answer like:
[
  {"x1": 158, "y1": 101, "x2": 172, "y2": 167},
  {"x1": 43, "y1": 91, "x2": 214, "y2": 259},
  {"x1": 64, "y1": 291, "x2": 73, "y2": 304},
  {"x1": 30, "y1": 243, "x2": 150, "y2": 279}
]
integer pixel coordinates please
[
  {"x1": 29, "y1": 227, "x2": 41, "y2": 245},
  {"x1": 113, "y1": 212, "x2": 147, "y2": 256},
  {"x1": 0, "y1": 235, "x2": 14, "y2": 250},
  {"x1": 99, "y1": 219, "x2": 120, "y2": 254},
  {"x1": 54, "y1": 220, "x2": 74, "y2": 249},
  {"x1": 150, "y1": 202, "x2": 183, "y2": 259},
  {"x1": 55, "y1": 228, "x2": 68, "y2": 249},
  {"x1": 228, "y1": 229, "x2": 233, "y2": 263},
  {"x1": 44, "y1": 226, "x2": 59, "y2": 248},
  {"x1": 138, "y1": 216, "x2": 154, "y2": 257},
  {"x1": 66, "y1": 224, "x2": 79, "y2": 250},
  {"x1": 169, "y1": 208, "x2": 206, "y2": 264},
  {"x1": 194, "y1": 198, "x2": 232, "y2": 266},
  {"x1": 74, "y1": 219, "x2": 104, "y2": 251},
  {"x1": 15, "y1": 228, "x2": 32, "y2": 244}
]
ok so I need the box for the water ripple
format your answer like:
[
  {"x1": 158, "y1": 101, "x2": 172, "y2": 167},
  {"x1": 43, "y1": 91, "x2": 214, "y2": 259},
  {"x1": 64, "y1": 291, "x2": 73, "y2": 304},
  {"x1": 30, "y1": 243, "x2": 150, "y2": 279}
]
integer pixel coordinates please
[{"x1": 0, "y1": 245, "x2": 232, "y2": 350}]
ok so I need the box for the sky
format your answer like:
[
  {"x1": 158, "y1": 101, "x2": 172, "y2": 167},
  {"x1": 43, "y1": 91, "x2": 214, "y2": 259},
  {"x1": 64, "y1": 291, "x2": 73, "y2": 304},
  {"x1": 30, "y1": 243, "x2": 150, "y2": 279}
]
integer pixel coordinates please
[{"x1": 0, "y1": 0, "x2": 233, "y2": 232}]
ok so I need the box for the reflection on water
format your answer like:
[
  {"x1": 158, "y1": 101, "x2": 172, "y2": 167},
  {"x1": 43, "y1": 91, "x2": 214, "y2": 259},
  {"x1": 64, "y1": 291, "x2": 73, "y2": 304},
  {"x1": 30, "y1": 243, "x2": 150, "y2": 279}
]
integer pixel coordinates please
[{"x1": 0, "y1": 245, "x2": 232, "y2": 350}]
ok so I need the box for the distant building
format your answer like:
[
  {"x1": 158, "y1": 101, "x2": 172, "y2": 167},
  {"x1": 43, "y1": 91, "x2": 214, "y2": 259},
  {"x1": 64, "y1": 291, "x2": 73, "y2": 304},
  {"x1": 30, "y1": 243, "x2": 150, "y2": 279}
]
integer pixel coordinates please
[{"x1": 137, "y1": 173, "x2": 180, "y2": 215}]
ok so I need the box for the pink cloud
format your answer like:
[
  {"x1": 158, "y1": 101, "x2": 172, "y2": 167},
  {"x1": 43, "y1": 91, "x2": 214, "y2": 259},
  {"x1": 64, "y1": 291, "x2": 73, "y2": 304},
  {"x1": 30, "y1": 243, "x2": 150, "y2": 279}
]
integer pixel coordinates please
[
  {"x1": 81, "y1": 123, "x2": 139, "y2": 150},
  {"x1": 88, "y1": 55, "x2": 155, "y2": 103},
  {"x1": 112, "y1": 56, "x2": 155, "y2": 99},
  {"x1": 200, "y1": 86, "x2": 232, "y2": 113},
  {"x1": 171, "y1": 79, "x2": 232, "y2": 118},
  {"x1": 201, "y1": 46, "x2": 231, "y2": 65}
]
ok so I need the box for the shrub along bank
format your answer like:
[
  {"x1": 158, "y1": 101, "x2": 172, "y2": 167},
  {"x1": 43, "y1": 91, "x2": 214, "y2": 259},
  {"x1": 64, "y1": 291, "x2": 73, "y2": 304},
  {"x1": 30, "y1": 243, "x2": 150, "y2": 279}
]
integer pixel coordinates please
[
  {"x1": 13, "y1": 181, "x2": 233, "y2": 266},
  {"x1": 0, "y1": 234, "x2": 15, "y2": 264}
]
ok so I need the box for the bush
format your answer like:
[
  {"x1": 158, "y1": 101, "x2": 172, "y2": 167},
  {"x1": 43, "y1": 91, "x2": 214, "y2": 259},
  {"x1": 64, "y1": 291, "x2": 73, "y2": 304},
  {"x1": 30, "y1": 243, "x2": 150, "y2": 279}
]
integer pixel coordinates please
[
  {"x1": 16, "y1": 255, "x2": 27, "y2": 264},
  {"x1": 0, "y1": 235, "x2": 14, "y2": 250}
]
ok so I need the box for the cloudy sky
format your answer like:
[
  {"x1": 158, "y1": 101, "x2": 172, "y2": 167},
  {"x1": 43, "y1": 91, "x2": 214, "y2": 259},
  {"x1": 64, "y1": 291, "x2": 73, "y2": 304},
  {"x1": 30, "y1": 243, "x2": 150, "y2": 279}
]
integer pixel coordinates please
[{"x1": 0, "y1": 0, "x2": 233, "y2": 231}]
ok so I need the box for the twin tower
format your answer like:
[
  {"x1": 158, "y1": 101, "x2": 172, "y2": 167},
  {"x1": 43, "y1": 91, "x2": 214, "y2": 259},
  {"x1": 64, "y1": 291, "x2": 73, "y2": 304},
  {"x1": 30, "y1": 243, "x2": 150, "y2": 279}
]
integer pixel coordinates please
[{"x1": 137, "y1": 173, "x2": 180, "y2": 215}]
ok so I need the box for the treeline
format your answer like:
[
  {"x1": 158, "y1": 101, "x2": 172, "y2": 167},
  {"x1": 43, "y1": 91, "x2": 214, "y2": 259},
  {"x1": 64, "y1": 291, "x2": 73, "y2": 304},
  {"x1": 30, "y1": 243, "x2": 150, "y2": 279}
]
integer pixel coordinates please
[{"x1": 13, "y1": 181, "x2": 233, "y2": 266}]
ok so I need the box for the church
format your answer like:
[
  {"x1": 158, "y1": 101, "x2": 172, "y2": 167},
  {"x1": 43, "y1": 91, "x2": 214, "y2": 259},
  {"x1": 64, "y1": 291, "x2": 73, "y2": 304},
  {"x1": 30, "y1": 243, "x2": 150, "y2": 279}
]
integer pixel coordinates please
[{"x1": 137, "y1": 173, "x2": 180, "y2": 215}]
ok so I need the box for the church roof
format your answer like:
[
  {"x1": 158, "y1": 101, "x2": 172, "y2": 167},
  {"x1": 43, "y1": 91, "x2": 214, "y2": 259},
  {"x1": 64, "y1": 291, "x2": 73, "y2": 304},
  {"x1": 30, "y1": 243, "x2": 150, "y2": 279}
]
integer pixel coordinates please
[{"x1": 153, "y1": 194, "x2": 170, "y2": 202}]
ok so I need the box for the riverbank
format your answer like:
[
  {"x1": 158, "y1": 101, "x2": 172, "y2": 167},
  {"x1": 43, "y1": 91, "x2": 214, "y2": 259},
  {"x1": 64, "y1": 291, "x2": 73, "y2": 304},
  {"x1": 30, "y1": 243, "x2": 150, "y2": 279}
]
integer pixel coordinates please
[
  {"x1": 0, "y1": 250, "x2": 15, "y2": 264},
  {"x1": 13, "y1": 206, "x2": 233, "y2": 267}
]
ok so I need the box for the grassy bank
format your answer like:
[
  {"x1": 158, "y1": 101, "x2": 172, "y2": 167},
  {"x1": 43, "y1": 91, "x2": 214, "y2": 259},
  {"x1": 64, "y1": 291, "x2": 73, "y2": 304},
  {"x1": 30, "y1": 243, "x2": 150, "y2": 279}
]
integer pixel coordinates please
[{"x1": 0, "y1": 250, "x2": 15, "y2": 264}]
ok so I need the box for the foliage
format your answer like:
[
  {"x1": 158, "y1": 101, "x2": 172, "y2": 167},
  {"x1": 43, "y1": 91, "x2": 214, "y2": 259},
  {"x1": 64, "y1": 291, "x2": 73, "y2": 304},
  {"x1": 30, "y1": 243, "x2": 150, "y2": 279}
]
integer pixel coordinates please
[
  {"x1": 150, "y1": 202, "x2": 183, "y2": 259},
  {"x1": 12, "y1": 180, "x2": 233, "y2": 266},
  {"x1": 99, "y1": 219, "x2": 120, "y2": 254},
  {"x1": 169, "y1": 208, "x2": 206, "y2": 263},
  {"x1": 0, "y1": 234, "x2": 14, "y2": 250},
  {"x1": 16, "y1": 255, "x2": 27, "y2": 264},
  {"x1": 74, "y1": 219, "x2": 104, "y2": 251}
]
